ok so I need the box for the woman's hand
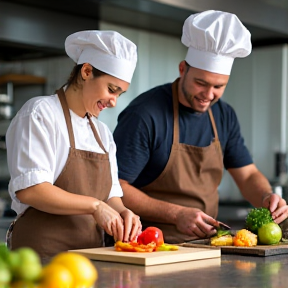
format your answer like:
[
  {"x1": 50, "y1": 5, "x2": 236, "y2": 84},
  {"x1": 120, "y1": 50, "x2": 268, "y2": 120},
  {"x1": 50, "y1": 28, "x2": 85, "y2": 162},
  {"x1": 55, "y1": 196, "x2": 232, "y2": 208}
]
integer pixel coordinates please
[
  {"x1": 120, "y1": 208, "x2": 142, "y2": 242},
  {"x1": 92, "y1": 200, "x2": 124, "y2": 241},
  {"x1": 107, "y1": 197, "x2": 142, "y2": 242}
]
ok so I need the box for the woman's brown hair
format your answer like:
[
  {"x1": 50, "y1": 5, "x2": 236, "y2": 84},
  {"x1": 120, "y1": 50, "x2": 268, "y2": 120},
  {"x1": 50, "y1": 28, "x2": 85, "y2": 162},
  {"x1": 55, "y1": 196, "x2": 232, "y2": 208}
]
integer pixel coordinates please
[{"x1": 66, "y1": 64, "x2": 108, "y2": 89}]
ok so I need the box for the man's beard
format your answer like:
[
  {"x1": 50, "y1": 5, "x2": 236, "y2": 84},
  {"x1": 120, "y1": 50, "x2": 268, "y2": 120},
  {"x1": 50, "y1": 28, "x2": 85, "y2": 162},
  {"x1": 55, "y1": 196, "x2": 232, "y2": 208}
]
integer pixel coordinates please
[{"x1": 180, "y1": 75, "x2": 218, "y2": 112}]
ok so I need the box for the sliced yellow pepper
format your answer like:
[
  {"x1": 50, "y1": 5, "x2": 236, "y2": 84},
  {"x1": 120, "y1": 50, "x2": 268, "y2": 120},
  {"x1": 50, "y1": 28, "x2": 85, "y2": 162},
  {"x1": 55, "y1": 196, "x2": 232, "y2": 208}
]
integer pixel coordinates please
[{"x1": 155, "y1": 243, "x2": 179, "y2": 251}]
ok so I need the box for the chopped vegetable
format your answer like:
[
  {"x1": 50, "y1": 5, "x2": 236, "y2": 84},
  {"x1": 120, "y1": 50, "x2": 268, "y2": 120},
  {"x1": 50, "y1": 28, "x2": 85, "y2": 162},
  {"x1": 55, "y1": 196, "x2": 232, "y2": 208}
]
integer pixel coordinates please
[
  {"x1": 233, "y1": 229, "x2": 257, "y2": 247},
  {"x1": 216, "y1": 229, "x2": 231, "y2": 237},
  {"x1": 115, "y1": 241, "x2": 156, "y2": 252},
  {"x1": 210, "y1": 235, "x2": 233, "y2": 246},
  {"x1": 245, "y1": 207, "x2": 273, "y2": 233},
  {"x1": 155, "y1": 244, "x2": 179, "y2": 251},
  {"x1": 114, "y1": 241, "x2": 178, "y2": 252},
  {"x1": 137, "y1": 227, "x2": 164, "y2": 246}
]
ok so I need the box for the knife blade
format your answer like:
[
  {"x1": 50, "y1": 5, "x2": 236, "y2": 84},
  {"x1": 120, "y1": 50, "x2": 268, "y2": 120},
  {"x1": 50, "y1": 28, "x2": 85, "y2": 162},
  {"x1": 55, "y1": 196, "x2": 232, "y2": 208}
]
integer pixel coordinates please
[
  {"x1": 213, "y1": 221, "x2": 234, "y2": 236},
  {"x1": 215, "y1": 221, "x2": 231, "y2": 231}
]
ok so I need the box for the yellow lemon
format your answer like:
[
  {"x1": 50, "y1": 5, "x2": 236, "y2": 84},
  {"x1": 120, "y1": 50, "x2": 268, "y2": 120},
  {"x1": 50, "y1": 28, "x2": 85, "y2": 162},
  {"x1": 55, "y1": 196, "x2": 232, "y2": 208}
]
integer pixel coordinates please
[
  {"x1": 51, "y1": 252, "x2": 97, "y2": 288},
  {"x1": 39, "y1": 263, "x2": 73, "y2": 288}
]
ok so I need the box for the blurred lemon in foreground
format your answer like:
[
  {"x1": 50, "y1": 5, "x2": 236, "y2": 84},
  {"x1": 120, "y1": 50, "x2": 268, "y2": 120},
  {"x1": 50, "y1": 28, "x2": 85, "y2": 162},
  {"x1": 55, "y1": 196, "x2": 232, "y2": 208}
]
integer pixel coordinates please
[
  {"x1": 258, "y1": 222, "x2": 282, "y2": 245},
  {"x1": 51, "y1": 252, "x2": 97, "y2": 288},
  {"x1": 39, "y1": 263, "x2": 73, "y2": 288}
]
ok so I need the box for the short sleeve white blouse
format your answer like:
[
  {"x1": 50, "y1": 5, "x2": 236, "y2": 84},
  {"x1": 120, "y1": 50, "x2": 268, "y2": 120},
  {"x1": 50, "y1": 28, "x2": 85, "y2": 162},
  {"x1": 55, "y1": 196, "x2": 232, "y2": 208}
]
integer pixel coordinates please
[{"x1": 6, "y1": 93, "x2": 123, "y2": 215}]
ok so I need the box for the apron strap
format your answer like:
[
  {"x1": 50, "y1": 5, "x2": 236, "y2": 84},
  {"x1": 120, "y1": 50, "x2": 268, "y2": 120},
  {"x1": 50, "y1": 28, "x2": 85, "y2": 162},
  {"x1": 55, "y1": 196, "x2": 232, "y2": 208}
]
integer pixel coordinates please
[
  {"x1": 172, "y1": 79, "x2": 180, "y2": 144},
  {"x1": 57, "y1": 87, "x2": 107, "y2": 153},
  {"x1": 57, "y1": 87, "x2": 76, "y2": 148},
  {"x1": 208, "y1": 108, "x2": 219, "y2": 141},
  {"x1": 86, "y1": 113, "x2": 107, "y2": 153}
]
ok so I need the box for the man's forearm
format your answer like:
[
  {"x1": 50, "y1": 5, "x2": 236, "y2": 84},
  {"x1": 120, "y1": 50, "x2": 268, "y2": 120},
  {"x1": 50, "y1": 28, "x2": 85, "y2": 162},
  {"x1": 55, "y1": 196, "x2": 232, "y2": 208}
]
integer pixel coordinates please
[
  {"x1": 230, "y1": 166, "x2": 272, "y2": 208},
  {"x1": 241, "y1": 171, "x2": 272, "y2": 207}
]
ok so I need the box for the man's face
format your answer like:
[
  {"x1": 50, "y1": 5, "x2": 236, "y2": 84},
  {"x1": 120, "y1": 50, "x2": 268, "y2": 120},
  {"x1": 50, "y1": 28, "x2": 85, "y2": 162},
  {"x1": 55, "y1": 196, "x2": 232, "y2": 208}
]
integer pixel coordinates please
[{"x1": 178, "y1": 62, "x2": 229, "y2": 113}]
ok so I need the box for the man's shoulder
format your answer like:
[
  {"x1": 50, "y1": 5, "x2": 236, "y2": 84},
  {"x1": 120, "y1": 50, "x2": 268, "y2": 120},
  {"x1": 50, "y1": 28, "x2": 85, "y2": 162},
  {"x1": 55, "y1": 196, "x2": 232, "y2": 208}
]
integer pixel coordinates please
[
  {"x1": 128, "y1": 83, "x2": 172, "y2": 109},
  {"x1": 212, "y1": 99, "x2": 236, "y2": 116}
]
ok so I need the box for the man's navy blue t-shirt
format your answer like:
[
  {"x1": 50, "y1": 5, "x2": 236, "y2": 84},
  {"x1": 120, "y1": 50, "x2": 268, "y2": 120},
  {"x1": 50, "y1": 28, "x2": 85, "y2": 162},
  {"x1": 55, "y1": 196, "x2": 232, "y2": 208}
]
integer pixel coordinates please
[{"x1": 113, "y1": 82, "x2": 253, "y2": 188}]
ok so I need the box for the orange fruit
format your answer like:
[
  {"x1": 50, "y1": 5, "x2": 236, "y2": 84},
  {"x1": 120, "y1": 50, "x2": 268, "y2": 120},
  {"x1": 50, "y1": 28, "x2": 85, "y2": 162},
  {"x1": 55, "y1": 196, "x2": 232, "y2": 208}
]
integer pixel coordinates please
[
  {"x1": 38, "y1": 263, "x2": 73, "y2": 288},
  {"x1": 258, "y1": 222, "x2": 282, "y2": 245},
  {"x1": 51, "y1": 252, "x2": 97, "y2": 288}
]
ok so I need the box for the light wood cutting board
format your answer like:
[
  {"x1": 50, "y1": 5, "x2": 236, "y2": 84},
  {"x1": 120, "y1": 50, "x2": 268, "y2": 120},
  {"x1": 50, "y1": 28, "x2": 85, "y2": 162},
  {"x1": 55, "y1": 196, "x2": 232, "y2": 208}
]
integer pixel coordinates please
[{"x1": 69, "y1": 246, "x2": 221, "y2": 266}]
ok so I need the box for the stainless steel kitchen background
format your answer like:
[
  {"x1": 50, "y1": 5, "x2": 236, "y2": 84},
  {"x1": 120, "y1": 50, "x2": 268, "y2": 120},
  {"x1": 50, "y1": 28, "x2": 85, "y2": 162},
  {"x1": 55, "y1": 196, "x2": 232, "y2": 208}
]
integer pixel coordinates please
[{"x1": 0, "y1": 0, "x2": 288, "y2": 204}]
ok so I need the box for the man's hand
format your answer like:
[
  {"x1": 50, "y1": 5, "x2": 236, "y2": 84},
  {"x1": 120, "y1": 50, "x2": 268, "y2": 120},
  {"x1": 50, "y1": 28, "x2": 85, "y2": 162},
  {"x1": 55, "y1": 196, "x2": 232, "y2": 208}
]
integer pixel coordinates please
[
  {"x1": 262, "y1": 193, "x2": 288, "y2": 224},
  {"x1": 174, "y1": 207, "x2": 218, "y2": 238}
]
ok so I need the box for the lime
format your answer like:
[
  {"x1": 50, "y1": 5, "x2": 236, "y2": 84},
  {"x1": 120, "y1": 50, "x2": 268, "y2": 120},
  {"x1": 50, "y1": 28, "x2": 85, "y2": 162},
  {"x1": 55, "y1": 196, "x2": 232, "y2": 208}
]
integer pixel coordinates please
[
  {"x1": 0, "y1": 259, "x2": 12, "y2": 285},
  {"x1": 258, "y1": 222, "x2": 282, "y2": 245},
  {"x1": 15, "y1": 262, "x2": 42, "y2": 282},
  {"x1": 14, "y1": 248, "x2": 42, "y2": 282},
  {"x1": 6, "y1": 251, "x2": 21, "y2": 274},
  {"x1": 10, "y1": 280, "x2": 39, "y2": 288},
  {"x1": 0, "y1": 266, "x2": 12, "y2": 285},
  {"x1": 17, "y1": 248, "x2": 40, "y2": 264},
  {"x1": 0, "y1": 243, "x2": 9, "y2": 261}
]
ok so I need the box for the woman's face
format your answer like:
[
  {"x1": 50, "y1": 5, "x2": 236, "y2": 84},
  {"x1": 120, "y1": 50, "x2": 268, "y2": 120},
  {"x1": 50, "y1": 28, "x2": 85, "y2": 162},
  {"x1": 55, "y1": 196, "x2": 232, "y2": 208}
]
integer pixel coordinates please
[{"x1": 81, "y1": 64, "x2": 130, "y2": 117}]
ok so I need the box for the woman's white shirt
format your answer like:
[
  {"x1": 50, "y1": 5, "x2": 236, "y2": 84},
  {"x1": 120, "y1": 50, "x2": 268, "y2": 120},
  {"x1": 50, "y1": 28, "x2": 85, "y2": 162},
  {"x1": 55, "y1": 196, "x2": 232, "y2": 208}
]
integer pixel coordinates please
[{"x1": 6, "y1": 93, "x2": 123, "y2": 215}]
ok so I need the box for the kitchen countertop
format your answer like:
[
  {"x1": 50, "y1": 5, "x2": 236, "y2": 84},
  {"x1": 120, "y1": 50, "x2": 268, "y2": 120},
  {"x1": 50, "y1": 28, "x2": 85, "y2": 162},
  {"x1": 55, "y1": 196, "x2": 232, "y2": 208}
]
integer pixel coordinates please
[{"x1": 91, "y1": 253, "x2": 288, "y2": 288}]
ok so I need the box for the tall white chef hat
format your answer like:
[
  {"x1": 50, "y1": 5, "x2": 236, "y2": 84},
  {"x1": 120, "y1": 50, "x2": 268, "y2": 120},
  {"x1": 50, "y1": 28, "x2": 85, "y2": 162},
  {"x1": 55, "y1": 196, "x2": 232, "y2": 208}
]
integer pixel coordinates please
[
  {"x1": 65, "y1": 30, "x2": 137, "y2": 83},
  {"x1": 181, "y1": 10, "x2": 252, "y2": 75}
]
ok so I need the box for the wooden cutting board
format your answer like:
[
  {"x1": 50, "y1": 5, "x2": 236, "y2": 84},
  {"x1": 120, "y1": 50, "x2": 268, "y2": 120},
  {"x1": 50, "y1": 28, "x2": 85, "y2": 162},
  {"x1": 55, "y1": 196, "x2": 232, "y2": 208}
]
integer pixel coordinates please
[
  {"x1": 182, "y1": 240, "x2": 288, "y2": 256},
  {"x1": 69, "y1": 246, "x2": 221, "y2": 266}
]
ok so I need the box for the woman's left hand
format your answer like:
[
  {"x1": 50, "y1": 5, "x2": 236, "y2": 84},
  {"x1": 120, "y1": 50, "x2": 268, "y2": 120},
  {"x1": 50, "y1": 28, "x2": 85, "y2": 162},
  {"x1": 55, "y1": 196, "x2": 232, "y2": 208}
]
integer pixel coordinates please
[
  {"x1": 120, "y1": 209, "x2": 142, "y2": 242},
  {"x1": 262, "y1": 193, "x2": 288, "y2": 224},
  {"x1": 107, "y1": 197, "x2": 142, "y2": 242}
]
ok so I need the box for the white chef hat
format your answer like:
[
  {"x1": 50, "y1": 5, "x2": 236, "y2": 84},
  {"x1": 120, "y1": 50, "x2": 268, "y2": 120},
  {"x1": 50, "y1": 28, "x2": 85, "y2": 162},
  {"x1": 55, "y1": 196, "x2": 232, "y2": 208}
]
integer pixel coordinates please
[
  {"x1": 181, "y1": 10, "x2": 252, "y2": 75},
  {"x1": 65, "y1": 30, "x2": 137, "y2": 83}
]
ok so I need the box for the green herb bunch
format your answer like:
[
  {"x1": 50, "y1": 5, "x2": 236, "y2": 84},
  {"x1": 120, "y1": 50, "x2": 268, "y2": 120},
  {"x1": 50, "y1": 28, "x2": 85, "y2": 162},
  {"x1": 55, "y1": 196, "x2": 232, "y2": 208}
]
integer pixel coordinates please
[{"x1": 245, "y1": 207, "x2": 273, "y2": 233}]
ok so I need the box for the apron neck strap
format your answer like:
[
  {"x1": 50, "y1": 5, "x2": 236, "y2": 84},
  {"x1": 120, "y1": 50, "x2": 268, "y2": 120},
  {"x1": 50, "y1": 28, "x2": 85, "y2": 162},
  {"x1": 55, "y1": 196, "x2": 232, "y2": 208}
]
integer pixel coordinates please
[
  {"x1": 86, "y1": 113, "x2": 107, "y2": 153},
  {"x1": 208, "y1": 109, "x2": 219, "y2": 141},
  {"x1": 57, "y1": 87, "x2": 107, "y2": 153},
  {"x1": 57, "y1": 87, "x2": 76, "y2": 148},
  {"x1": 172, "y1": 79, "x2": 180, "y2": 144}
]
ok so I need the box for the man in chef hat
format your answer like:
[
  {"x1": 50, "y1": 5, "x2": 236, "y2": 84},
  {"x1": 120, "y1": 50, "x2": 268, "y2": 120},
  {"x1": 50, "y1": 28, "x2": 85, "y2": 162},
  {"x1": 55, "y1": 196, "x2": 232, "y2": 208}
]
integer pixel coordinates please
[
  {"x1": 113, "y1": 10, "x2": 288, "y2": 243},
  {"x1": 6, "y1": 30, "x2": 142, "y2": 258}
]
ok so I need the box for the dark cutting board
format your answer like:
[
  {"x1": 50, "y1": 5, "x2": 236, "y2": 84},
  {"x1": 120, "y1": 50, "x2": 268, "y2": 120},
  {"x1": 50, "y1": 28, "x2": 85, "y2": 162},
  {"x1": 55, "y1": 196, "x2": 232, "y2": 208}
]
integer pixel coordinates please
[{"x1": 182, "y1": 239, "x2": 288, "y2": 257}]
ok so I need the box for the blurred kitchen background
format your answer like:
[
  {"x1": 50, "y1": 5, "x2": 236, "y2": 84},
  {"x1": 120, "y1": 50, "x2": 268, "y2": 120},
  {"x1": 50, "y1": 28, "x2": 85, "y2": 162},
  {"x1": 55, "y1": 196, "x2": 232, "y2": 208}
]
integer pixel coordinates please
[{"x1": 0, "y1": 0, "x2": 288, "y2": 238}]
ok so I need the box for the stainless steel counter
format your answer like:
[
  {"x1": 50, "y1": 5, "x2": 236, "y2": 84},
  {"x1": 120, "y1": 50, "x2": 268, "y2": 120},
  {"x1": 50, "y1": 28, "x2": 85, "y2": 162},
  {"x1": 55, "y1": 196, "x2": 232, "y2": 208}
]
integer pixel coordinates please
[{"x1": 91, "y1": 253, "x2": 288, "y2": 288}]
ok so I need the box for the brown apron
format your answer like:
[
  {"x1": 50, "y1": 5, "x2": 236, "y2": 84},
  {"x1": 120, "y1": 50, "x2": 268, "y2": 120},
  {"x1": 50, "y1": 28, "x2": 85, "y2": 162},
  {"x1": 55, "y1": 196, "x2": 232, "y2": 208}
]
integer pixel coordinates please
[
  {"x1": 7, "y1": 88, "x2": 112, "y2": 259},
  {"x1": 140, "y1": 79, "x2": 224, "y2": 243}
]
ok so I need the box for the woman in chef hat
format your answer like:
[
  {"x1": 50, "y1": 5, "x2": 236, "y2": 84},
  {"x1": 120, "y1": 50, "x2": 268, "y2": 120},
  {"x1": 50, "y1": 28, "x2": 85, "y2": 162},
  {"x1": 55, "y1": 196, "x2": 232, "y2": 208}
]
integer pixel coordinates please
[{"x1": 6, "y1": 30, "x2": 141, "y2": 259}]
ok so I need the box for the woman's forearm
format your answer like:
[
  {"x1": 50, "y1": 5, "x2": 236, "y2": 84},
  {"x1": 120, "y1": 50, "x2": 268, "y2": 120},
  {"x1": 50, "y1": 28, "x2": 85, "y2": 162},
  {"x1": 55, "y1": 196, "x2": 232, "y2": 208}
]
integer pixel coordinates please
[{"x1": 16, "y1": 182, "x2": 99, "y2": 215}]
